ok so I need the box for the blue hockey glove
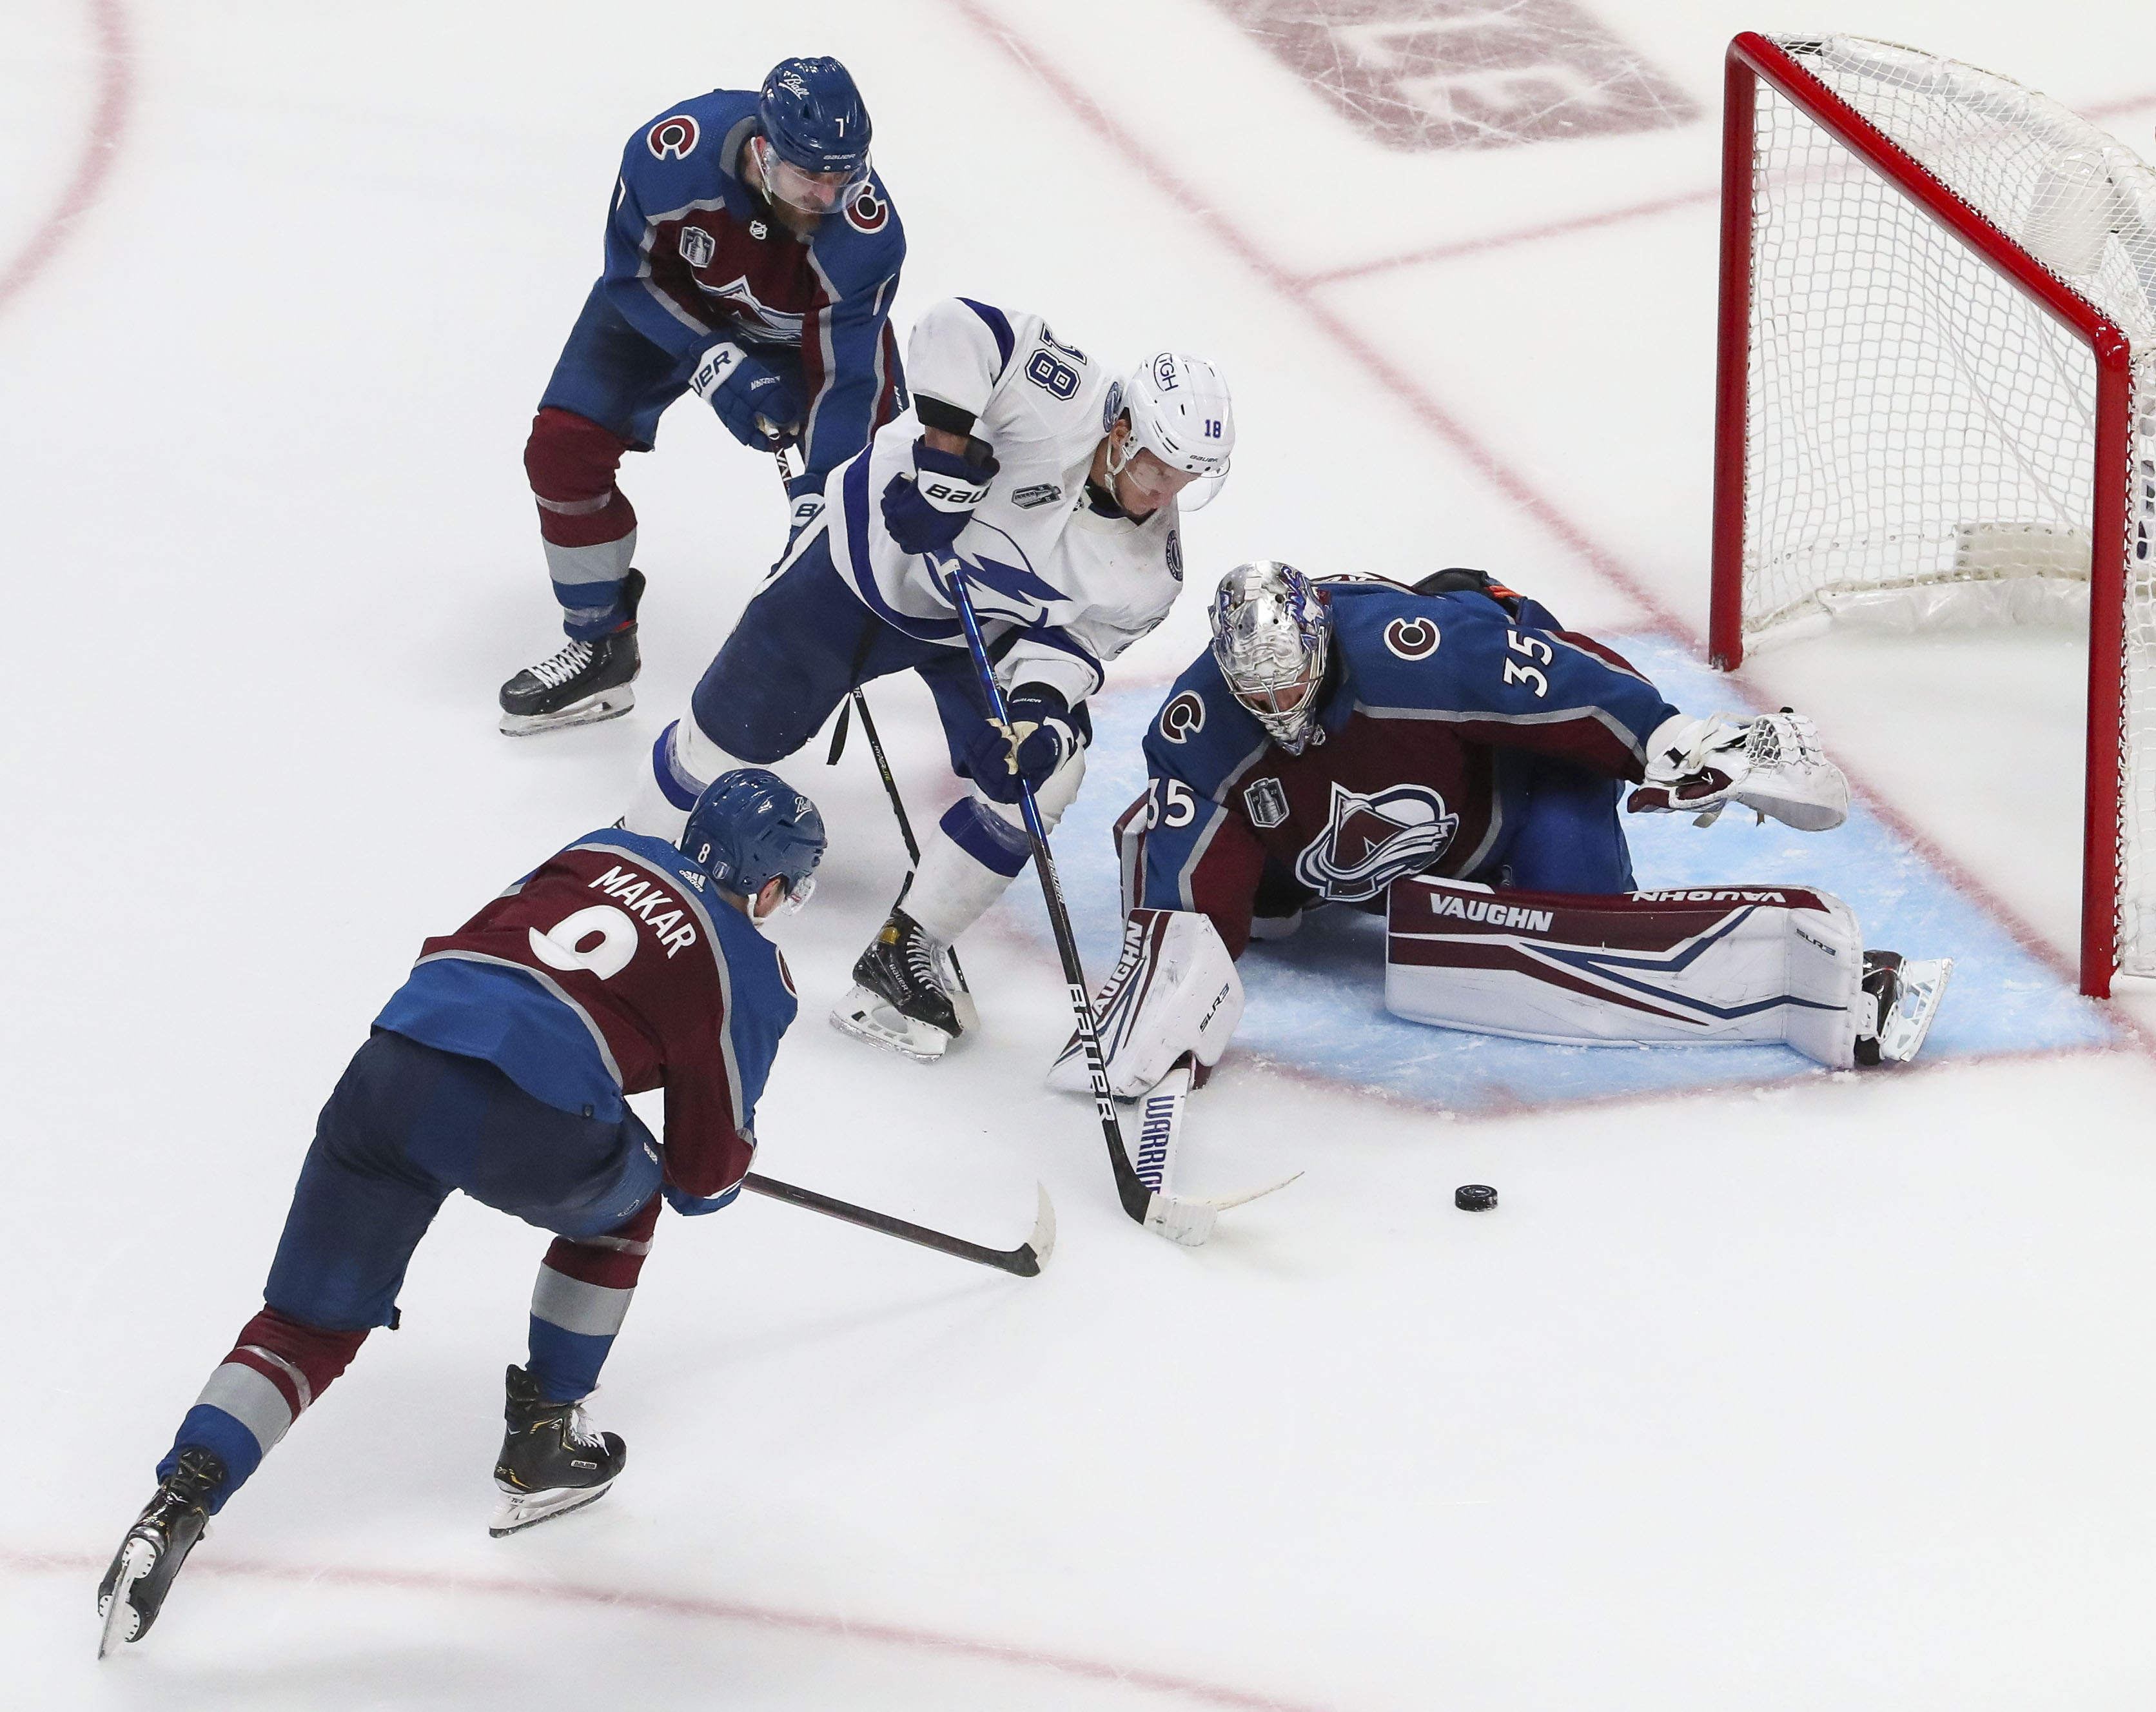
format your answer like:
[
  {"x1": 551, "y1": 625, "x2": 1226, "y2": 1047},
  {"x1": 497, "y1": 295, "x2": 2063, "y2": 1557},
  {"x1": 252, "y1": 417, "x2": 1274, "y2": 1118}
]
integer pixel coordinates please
[
  {"x1": 879, "y1": 435, "x2": 999, "y2": 556},
  {"x1": 975, "y1": 684, "x2": 1080, "y2": 803},
  {"x1": 662, "y1": 1181, "x2": 741, "y2": 1217},
  {"x1": 689, "y1": 339, "x2": 804, "y2": 449}
]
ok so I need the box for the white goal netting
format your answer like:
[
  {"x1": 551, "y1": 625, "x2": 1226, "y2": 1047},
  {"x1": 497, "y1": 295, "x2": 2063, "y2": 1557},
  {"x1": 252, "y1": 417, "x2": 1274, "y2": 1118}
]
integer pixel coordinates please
[{"x1": 1734, "y1": 33, "x2": 2156, "y2": 977}]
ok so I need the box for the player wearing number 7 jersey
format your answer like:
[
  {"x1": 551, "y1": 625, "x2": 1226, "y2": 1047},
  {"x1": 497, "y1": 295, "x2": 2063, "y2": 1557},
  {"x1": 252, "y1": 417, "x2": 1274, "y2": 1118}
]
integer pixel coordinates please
[
  {"x1": 95, "y1": 772, "x2": 825, "y2": 1657},
  {"x1": 1098, "y1": 562, "x2": 1949, "y2": 1079}
]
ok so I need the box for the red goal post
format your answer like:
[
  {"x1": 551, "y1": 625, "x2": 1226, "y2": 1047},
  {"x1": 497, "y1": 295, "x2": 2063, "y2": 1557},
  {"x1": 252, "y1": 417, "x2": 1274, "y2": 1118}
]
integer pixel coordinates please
[{"x1": 1709, "y1": 32, "x2": 2154, "y2": 997}]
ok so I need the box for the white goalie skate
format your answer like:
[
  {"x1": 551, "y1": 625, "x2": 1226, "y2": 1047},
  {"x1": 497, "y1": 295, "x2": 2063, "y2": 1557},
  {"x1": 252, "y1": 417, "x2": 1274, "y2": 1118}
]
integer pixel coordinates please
[
  {"x1": 1857, "y1": 950, "x2": 1953, "y2": 1065},
  {"x1": 1631, "y1": 709, "x2": 1850, "y2": 832}
]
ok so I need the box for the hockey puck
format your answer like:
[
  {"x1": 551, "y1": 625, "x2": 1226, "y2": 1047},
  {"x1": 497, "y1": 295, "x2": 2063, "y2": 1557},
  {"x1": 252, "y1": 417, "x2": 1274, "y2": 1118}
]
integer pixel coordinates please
[{"x1": 1454, "y1": 1184, "x2": 1498, "y2": 1212}]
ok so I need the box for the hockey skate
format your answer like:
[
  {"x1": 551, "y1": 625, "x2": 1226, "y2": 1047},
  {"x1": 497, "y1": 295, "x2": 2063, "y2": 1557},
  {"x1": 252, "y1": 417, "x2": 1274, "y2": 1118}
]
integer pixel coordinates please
[
  {"x1": 490, "y1": 1364, "x2": 626, "y2": 1537},
  {"x1": 498, "y1": 569, "x2": 645, "y2": 736},
  {"x1": 830, "y1": 907, "x2": 977, "y2": 1063},
  {"x1": 1854, "y1": 950, "x2": 1953, "y2": 1065},
  {"x1": 95, "y1": 1446, "x2": 225, "y2": 1657}
]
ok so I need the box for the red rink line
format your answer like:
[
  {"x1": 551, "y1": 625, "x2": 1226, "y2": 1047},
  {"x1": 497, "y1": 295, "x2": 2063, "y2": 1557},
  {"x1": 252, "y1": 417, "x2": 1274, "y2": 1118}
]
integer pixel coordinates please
[
  {"x1": 0, "y1": 0, "x2": 132, "y2": 315},
  {"x1": 1298, "y1": 91, "x2": 2156, "y2": 289},
  {"x1": 5, "y1": 1549, "x2": 1330, "y2": 1712},
  {"x1": 945, "y1": 0, "x2": 2122, "y2": 1003}
]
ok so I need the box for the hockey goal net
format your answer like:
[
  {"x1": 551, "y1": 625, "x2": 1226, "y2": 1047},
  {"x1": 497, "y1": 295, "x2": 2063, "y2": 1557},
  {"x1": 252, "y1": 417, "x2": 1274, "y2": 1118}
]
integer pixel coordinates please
[{"x1": 1710, "y1": 32, "x2": 2156, "y2": 996}]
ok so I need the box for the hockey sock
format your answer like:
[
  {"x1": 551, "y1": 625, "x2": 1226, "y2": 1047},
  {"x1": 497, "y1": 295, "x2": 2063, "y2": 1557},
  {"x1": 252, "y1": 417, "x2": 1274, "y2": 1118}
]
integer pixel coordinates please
[
  {"x1": 527, "y1": 408, "x2": 639, "y2": 639},
  {"x1": 159, "y1": 1307, "x2": 369, "y2": 1513},
  {"x1": 623, "y1": 716, "x2": 767, "y2": 841},
  {"x1": 904, "y1": 759, "x2": 1087, "y2": 945},
  {"x1": 526, "y1": 1195, "x2": 660, "y2": 1404}
]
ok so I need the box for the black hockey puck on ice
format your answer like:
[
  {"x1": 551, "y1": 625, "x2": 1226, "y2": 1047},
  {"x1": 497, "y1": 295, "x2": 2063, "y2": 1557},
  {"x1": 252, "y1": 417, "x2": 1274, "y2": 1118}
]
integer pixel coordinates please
[{"x1": 1455, "y1": 1184, "x2": 1498, "y2": 1212}]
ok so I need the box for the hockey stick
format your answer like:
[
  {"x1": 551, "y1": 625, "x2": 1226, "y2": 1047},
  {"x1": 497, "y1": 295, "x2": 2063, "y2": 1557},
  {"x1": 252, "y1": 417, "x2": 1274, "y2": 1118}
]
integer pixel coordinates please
[
  {"x1": 1130, "y1": 1056, "x2": 1302, "y2": 1221},
  {"x1": 937, "y1": 555, "x2": 1223, "y2": 1246},
  {"x1": 741, "y1": 1172, "x2": 1054, "y2": 1277}
]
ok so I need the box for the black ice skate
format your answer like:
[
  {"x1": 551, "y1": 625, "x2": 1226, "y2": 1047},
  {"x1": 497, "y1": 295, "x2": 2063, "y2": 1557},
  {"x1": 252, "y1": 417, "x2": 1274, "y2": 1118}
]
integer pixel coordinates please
[
  {"x1": 498, "y1": 569, "x2": 645, "y2": 736},
  {"x1": 96, "y1": 1446, "x2": 225, "y2": 1658},
  {"x1": 830, "y1": 907, "x2": 975, "y2": 1063},
  {"x1": 1854, "y1": 949, "x2": 1953, "y2": 1065},
  {"x1": 490, "y1": 1364, "x2": 626, "y2": 1537}
]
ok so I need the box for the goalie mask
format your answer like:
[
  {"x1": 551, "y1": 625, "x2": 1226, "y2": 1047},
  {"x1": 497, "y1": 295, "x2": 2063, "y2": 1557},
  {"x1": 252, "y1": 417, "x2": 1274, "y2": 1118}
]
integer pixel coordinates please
[{"x1": 1209, "y1": 561, "x2": 1333, "y2": 754}]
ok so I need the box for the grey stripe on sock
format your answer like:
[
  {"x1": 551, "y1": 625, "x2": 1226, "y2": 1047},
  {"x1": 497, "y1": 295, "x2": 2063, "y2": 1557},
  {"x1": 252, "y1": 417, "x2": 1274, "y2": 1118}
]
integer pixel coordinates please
[
  {"x1": 531, "y1": 1268, "x2": 636, "y2": 1337},
  {"x1": 195, "y1": 1362, "x2": 298, "y2": 1455},
  {"x1": 543, "y1": 532, "x2": 636, "y2": 587}
]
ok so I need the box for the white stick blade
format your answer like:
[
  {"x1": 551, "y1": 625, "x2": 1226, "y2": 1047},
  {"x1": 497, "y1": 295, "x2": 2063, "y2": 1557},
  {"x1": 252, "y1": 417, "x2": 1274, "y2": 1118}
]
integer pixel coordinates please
[{"x1": 1026, "y1": 1183, "x2": 1057, "y2": 1268}]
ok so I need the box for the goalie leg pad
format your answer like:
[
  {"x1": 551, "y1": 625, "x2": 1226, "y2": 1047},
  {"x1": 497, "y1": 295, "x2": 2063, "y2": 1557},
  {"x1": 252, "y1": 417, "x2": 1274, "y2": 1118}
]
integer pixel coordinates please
[
  {"x1": 1047, "y1": 909, "x2": 1244, "y2": 1098},
  {"x1": 1386, "y1": 876, "x2": 1867, "y2": 1068}
]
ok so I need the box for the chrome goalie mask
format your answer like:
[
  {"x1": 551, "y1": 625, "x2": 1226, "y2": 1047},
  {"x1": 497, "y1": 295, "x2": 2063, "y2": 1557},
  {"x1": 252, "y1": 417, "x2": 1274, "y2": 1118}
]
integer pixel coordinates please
[{"x1": 1208, "y1": 562, "x2": 1333, "y2": 754}]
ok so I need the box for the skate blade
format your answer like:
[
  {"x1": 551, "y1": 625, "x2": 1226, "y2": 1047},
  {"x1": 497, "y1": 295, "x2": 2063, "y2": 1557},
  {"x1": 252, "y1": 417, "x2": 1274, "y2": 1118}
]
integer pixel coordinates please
[
  {"x1": 828, "y1": 987, "x2": 953, "y2": 1064},
  {"x1": 95, "y1": 1536, "x2": 154, "y2": 1658},
  {"x1": 1876, "y1": 956, "x2": 1953, "y2": 1063},
  {"x1": 489, "y1": 1478, "x2": 616, "y2": 1538},
  {"x1": 498, "y1": 687, "x2": 636, "y2": 737}
]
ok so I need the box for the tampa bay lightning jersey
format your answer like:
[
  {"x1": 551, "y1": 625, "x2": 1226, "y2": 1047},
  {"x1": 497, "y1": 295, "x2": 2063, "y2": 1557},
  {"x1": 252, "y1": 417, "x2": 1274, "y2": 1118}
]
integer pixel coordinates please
[
  {"x1": 601, "y1": 90, "x2": 907, "y2": 490},
  {"x1": 821, "y1": 297, "x2": 1185, "y2": 709},
  {"x1": 1123, "y1": 577, "x2": 1680, "y2": 956},
  {"x1": 373, "y1": 829, "x2": 798, "y2": 1203}
]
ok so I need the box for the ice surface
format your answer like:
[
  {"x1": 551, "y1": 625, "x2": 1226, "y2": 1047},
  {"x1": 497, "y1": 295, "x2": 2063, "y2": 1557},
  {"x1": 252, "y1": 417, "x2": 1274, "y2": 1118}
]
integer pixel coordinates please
[{"x1": 12, "y1": 3, "x2": 2156, "y2": 1709}]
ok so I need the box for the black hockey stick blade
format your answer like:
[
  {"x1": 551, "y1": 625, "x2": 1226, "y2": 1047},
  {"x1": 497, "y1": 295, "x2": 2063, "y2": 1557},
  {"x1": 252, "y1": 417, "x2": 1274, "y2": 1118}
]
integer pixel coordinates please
[{"x1": 742, "y1": 1173, "x2": 1054, "y2": 1277}]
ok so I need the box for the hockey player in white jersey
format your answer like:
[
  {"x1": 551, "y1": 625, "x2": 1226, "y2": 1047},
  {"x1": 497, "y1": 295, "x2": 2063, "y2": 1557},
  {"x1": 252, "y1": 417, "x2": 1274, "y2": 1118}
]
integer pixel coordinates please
[{"x1": 623, "y1": 297, "x2": 1234, "y2": 1060}]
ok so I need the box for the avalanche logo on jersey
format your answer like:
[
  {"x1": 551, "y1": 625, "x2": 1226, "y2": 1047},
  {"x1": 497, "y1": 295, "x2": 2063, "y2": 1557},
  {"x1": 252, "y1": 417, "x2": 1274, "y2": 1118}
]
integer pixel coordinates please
[
  {"x1": 694, "y1": 274, "x2": 805, "y2": 344},
  {"x1": 647, "y1": 115, "x2": 700, "y2": 161},
  {"x1": 1293, "y1": 782, "x2": 1460, "y2": 903},
  {"x1": 1159, "y1": 691, "x2": 1206, "y2": 744},
  {"x1": 845, "y1": 186, "x2": 890, "y2": 234},
  {"x1": 1383, "y1": 615, "x2": 1439, "y2": 660}
]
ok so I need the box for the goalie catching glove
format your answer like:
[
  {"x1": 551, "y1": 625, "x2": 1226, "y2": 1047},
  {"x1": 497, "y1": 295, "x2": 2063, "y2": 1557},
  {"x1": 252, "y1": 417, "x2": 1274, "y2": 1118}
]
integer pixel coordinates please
[
  {"x1": 1628, "y1": 709, "x2": 1850, "y2": 831},
  {"x1": 1046, "y1": 909, "x2": 1243, "y2": 1099}
]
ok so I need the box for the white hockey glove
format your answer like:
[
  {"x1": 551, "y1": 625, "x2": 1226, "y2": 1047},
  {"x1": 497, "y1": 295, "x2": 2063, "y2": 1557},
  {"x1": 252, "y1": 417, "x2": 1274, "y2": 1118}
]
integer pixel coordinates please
[{"x1": 1627, "y1": 709, "x2": 1849, "y2": 831}]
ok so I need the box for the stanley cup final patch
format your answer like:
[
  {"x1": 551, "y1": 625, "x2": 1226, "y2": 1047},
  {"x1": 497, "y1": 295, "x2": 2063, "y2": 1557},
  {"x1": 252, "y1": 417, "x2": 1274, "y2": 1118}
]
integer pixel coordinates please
[
  {"x1": 1244, "y1": 777, "x2": 1289, "y2": 829},
  {"x1": 678, "y1": 226, "x2": 716, "y2": 269}
]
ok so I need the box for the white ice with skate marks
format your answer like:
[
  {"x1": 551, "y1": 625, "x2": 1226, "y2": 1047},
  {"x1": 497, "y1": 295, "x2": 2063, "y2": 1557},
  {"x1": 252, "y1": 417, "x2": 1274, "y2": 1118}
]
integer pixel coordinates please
[{"x1": 1027, "y1": 635, "x2": 2116, "y2": 1119}]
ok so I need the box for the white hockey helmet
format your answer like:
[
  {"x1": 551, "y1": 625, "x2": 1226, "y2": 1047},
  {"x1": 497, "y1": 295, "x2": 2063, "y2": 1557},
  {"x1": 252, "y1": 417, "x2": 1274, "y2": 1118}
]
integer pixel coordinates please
[{"x1": 1108, "y1": 351, "x2": 1235, "y2": 510}]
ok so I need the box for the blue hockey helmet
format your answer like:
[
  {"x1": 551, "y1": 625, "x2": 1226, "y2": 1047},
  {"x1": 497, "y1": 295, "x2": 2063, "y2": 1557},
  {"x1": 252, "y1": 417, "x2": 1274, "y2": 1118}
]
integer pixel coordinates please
[
  {"x1": 680, "y1": 769, "x2": 827, "y2": 914},
  {"x1": 756, "y1": 57, "x2": 872, "y2": 213}
]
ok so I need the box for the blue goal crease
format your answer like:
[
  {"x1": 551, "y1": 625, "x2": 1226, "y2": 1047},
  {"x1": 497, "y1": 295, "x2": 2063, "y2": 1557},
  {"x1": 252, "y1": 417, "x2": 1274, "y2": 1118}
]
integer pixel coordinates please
[{"x1": 990, "y1": 636, "x2": 2121, "y2": 1116}]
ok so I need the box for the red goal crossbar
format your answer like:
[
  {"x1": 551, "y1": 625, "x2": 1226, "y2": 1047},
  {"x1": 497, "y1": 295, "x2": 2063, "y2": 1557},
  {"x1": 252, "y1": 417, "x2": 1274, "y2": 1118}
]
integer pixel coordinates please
[{"x1": 1708, "y1": 32, "x2": 2135, "y2": 998}]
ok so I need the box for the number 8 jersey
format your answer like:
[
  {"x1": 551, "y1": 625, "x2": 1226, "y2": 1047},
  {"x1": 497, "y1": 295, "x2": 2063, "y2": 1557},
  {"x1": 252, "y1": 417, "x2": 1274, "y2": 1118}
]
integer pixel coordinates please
[
  {"x1": 372, "y1": 829, "x2": 797, "y2": 1206},
  {"x1": 821, "y1": 297, "x2": 1186, "y2": 712}
]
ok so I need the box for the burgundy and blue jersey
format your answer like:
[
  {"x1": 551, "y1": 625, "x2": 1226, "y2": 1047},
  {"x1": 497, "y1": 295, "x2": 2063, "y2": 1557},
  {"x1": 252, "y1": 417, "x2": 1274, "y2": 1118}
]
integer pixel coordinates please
[
  {"x1": 373, "y1": 829, "x2": 797, "y2": 1205},
  {"x1": 602, "y1": 88, "x2": 907, "y2": 489},
  {"x1": 1121, "y1": 577, "x2": 1681, "y2": 956}
]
